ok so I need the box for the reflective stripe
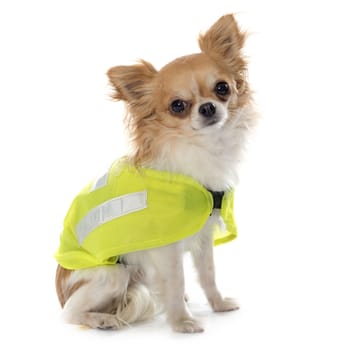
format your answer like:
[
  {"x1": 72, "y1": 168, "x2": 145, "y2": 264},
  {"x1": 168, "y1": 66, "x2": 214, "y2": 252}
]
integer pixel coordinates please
[
  {"x1": 91, "y1": 172, "x2": 109, "y2": 192},
  {"x1": 76, "y1": 191, "x2": 147, "y2": 244}
]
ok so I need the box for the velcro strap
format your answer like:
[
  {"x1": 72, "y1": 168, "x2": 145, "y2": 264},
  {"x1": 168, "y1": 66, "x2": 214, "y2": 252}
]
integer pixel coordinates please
[{"x1": 208, "y1": 190, "x2": 225, "y2": 209}]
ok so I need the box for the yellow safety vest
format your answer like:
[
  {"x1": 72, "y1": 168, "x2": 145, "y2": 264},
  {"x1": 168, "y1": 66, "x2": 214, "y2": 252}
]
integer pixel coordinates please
[{"x1": 55, "y1": 158, "x2": 237, "y2": 270}]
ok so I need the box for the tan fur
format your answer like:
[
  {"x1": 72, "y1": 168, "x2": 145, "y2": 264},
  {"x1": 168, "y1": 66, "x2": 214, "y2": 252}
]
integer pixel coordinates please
[
  {"x1": 55, "y1": 266, "x2": 86, "y2": 308},
  {"x1": 198, "y1": 14, "x2": 247, "y2": 78},
  {"x1": 56, "y1": 14, "x2": 256, "y2": 333}
]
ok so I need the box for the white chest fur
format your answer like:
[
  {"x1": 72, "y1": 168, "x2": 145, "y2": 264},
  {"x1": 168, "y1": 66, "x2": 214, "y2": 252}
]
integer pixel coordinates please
[{"x1": 151, "y1": 105, "x2": 254, "y2": 191}]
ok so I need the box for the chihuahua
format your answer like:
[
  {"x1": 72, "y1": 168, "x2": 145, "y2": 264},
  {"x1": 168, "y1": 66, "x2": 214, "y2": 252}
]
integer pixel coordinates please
[{"x1": 55, "y1": 14, "x2": 256, "y2": 333}]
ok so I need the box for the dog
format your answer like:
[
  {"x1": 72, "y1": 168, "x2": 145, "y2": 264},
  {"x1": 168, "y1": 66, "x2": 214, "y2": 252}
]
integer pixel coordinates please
[{"x1": 55, "y1": 14, "x2": 257, "y2": 333}]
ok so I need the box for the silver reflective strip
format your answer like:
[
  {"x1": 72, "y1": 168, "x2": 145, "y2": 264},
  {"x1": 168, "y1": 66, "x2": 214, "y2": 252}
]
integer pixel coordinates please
[
  {"x1": 76, "y1": 191, "x2": 147, "y2": 244},
  {"x1": 91, "y1": 172, "x2": 109, "y2": 192}
]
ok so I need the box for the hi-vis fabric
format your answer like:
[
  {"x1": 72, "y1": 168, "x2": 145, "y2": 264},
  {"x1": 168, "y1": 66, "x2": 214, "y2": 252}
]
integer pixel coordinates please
[{"x1": 55, "y1": 158, "x2": 237, "y2": 270}]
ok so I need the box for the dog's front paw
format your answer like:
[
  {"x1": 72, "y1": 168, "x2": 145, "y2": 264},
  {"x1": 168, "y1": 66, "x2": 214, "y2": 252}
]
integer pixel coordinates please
[
  {"x1": 211, "y1": 297, "x2": 239, "y2": 312},
  {"x1": 172, "y1": 318, "x2": 204, "y2": 333}
]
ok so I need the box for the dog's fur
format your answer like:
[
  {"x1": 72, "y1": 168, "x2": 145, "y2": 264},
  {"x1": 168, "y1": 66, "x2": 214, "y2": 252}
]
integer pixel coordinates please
[{"x1": 56, "y1": 14, "x2": 257, "y2": 333}]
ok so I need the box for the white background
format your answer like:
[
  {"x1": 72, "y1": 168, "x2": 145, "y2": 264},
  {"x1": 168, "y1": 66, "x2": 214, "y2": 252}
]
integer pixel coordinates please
[{"x1": 1, "y1": 0, "x2": 350, "y2": 348}]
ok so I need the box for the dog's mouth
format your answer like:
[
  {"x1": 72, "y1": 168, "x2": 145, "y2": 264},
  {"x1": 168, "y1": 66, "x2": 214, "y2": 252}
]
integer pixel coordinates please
[
  {"x1": 191, "y1": 115, "x2": 223, "y2": 131},
  {"x1": 204, "y1": 117, "x2": 220, "y2": 127}
]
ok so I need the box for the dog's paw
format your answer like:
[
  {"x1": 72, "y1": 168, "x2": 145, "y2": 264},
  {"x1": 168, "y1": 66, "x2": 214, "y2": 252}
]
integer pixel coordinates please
[
  {"x1": 211, "y1": 297, "x2": 239, "y2": 312},
  {"x1": 79, "y1": 312, "x2": 123, "y2": 330},
  {"x1": 172, "y1": 318, "x2": 204, "y2": 333}
]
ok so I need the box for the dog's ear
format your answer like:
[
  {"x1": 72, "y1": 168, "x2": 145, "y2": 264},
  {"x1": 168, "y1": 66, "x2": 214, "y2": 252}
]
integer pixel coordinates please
[
  {"x1": 107, "y1": 60, "x2": 157, "y2": 103},
  {"x1": 198, "y1": 14, "x2": 246, "y2": 71}
]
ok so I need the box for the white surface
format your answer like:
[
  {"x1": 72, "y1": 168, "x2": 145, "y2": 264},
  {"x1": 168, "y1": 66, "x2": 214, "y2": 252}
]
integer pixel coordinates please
[{"x1": 1, "y1": 0, "x2": 350, "y2": 349}]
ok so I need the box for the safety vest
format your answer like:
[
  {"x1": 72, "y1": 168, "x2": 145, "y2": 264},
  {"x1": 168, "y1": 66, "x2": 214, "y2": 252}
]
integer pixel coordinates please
[{"x1": 55, "y1": 158, "x2": 237, "y2": 270}]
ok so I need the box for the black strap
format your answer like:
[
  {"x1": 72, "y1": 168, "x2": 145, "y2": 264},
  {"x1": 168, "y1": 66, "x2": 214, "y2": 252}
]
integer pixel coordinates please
[{"x1": 208, "y1": 190, "x2": 225, "y2": 209}]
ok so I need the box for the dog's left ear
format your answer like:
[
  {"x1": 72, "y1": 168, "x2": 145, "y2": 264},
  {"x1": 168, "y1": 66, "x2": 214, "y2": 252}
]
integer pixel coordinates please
[{"x1": 198, "y1": 14, "x2": 246, "y2": 71}]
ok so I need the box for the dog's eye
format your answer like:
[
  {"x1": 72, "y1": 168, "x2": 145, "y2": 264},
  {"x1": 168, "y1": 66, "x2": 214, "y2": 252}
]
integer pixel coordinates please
[
  {"x1": 170, "y1": 99, "x2": 188, "y2": 114},
  {"x1": 215, "y1": 81, "x2": 230, "y2": 96}
]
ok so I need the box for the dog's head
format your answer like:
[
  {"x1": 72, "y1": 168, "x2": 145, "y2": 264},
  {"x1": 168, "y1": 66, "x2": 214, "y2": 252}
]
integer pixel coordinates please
[{"x1": 108, "y1": 14, "x2": 251, "y2": 165}]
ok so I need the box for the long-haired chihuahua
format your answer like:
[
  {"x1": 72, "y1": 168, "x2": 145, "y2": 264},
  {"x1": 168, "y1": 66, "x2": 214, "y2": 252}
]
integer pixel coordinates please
[{"x1": 55, "y1": 14, "x2": 257, "y2": 333}]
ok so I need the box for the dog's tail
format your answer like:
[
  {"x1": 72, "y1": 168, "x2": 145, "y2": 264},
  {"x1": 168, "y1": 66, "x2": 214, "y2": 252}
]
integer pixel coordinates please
[
  {"x1": 115, "y1": 282, "x2": 157, "y2": 326},
  {"x1": 56, "y1": 264, "x2": 158, "y2": 329}
]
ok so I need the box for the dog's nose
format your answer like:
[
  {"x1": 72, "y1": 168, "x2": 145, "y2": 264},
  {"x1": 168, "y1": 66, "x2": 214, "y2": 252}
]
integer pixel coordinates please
[{"x1": 198, "y1": 102, "x2": 216, "y2": 118}]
